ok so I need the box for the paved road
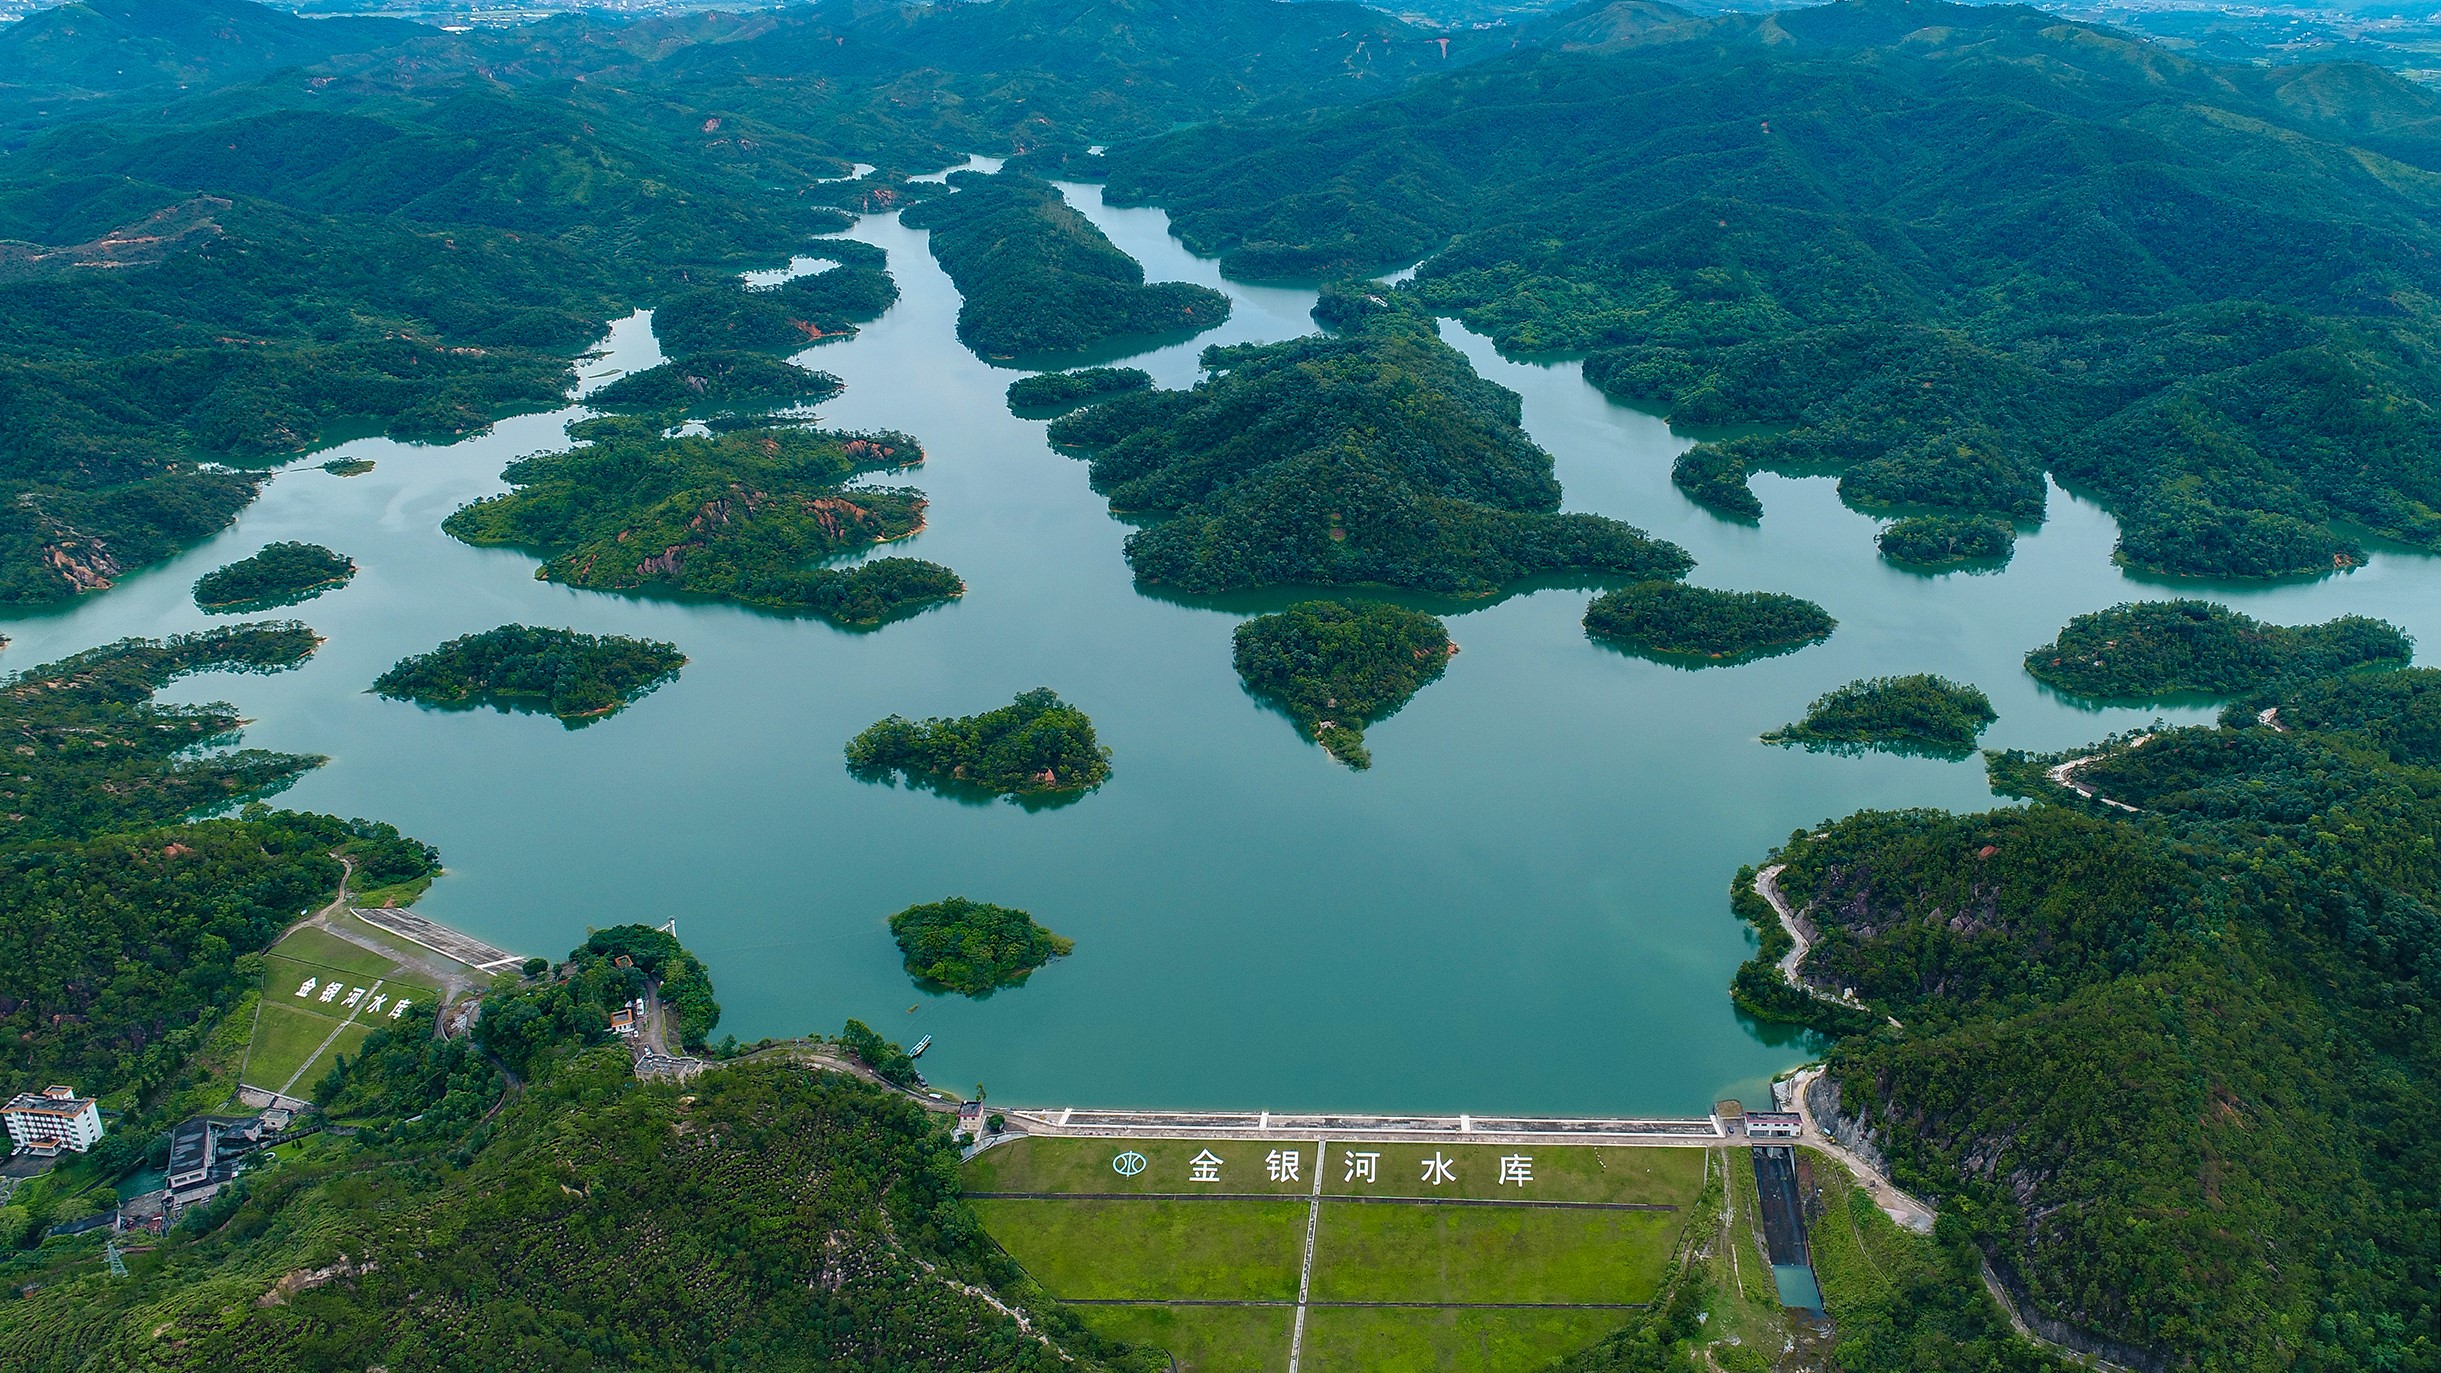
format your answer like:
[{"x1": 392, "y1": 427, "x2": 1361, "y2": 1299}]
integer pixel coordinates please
[
  {"x1": 2045, "y1": 734, "x2": 2152, "y2": 813},
  {"x1": 1784, "y1": 1066, "x2": 1936, "y2": 1235},
  {"x1": 1754, "y1": 864, "x2": 1871, "y2": 1013},
  {"x1": 1000, "y1": 1107, "x2": 1724, "y2": 1147}
]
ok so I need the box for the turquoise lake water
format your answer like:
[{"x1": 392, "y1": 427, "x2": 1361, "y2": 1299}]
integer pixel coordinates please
[{"x1": 9, "y1": 179, "x2": 2439, "y2": 1116}]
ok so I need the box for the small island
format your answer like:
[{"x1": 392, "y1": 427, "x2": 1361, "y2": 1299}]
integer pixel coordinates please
[
  {"x1": 589, "y1": 351, "x2": 843, "y2": 410},
  {"x1": 889, "y1": 896, "x2": 1073, "y2": 996},
  {"x1": 374, "y1": 625, "x2": 686, "y2": 726},
  {"x1": 1878, "y1": 514, "x2": 2015, "y2": 568},
  {"x1": 2026, "y1": 600, "x2": 2412, "y2": 699},
  {"x1": 1765, "y1": 673, "x2": 1997, "y2": 754},
  {"x1": 846, "y1": 687, "x2": 1111, "y2": 800},
  {"x1": 321, "y1": 458, "x2": 376, "y2": 477},
  {"x1": 193, "y1": 542, "x2": 357, "y2": 611},
  {"x1": 1007, "y1": 367, "x2": 1152, "y2": 413},
  {"x1": 1233, "y1": 600, "x2": 1454, "y2": 768},
  {"x1": 1582, "y1": 581, "x2": 1833, "y2": 662},
  {"x1": 445, "y1": 418, "x2": 962, "y2": 626}
]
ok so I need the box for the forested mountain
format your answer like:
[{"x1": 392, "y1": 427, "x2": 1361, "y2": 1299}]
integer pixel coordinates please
[
  {"x1": 0, "y1": 0, "x2": 412, "y2": 131},
  {"x1": 0, "y1": 0, "x2": 1505, "y2": 608},
  {"x1": 1108, "y1": 0, "x2": 2441, "y2": 577},
  {"x1": 0, "y1": 931, "x2": 1149, "y2": 1373},
  {"x1": 1750, "y1": 653, "x2": 2441, "y2": 1371}
]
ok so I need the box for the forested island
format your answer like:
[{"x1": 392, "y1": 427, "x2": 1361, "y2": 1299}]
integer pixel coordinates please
[
  {"x1": 654, "y1": 242, "x2": 897, "y2": 354},
  {"x1": 1108, "y1": 1, "x2": 2441, "y2": 579},
  {"x1": 1231, "y1": 600, "x2": 1454, "y2": 768},
  {"x1": 588, "y1": 352, "x2": 843, "y2": 411},
  {"x1": 373, "y1": 625, "x2": 686, "y2": 725},
  {"x1": 191, "y1": 542, "x2": 355, "y2": 611},
  {"x1": 1745, "y1": 662, "x2": 2441, "y2": 1371},
  {"x1": 890, "y1": 897, "x2": 1074, "y2": 996},
  {"x1": 1048, "y1": 293, "x2": 1691, "y2": 595},
  {"x1": 2025, "y1": 600, "x2": 2413, "y2": 699},
  {"x1": 1876, "y1": 515, "x2": 2015, "y2": 570},
  {"x1": 1583, "y1": 581, "x2": 1834, "y2": 662},
  {"x1": 445, "y1": 418, "x2": 962, "y2": 626},
  {"x1": 320, "y1": 459, "x2": 374, "y2": 477},
  {"x1": 902, "y1": 170, "x2": 1228, "y2": 357},
  {"x1": 1007, "y1": 367, "x2": 1152, "y2": 413},
  {"x1": 846, "y1": 688, "x2": 1112, "y2": 801},
  {"x1": 1764, "y1": 674, "x2": 1997, "y2": 754}
]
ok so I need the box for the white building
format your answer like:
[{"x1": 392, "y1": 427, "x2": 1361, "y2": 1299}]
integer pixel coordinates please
[
  {"x1": 1746, "y1": 1111, "x2": 1802, "y2": 1139},
  {"x1": 3, "y1": 1085, "x2": 103, "y2": 1155}
]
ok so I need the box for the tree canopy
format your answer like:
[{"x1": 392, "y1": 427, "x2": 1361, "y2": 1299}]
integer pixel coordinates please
[
  {"x1": 846, "y1": 688, "x2": 1113, "y2": 801},
  {"x1": 1764, "y1": 673, "x2": 1997, "y2": 754},
  {"x1": 1583, "y1": 581, "x2": 1834, "y2": 662},
  {"x1": 1231, "y1": 599, "x2": 1455, "y2": 768},
  {"x1": 889, "y1": 897, "x2": 1074, "y2": 997}
]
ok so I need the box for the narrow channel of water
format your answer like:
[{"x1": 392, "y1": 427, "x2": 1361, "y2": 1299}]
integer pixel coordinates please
[{"x1": 9, "y1": 184, "x2": 2439, "y2": 1116}]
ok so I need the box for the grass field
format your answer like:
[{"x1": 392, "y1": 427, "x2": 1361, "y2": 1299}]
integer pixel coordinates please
[
  {"x1": 966, "y1": 1137, "x2": 1704, "y2": 1372},
  {"x1": 967, "y1": 1137, "x2": 1706, "y2": 1206},
  {"x1": 242, "y1": 928, "x2": 437, "y2": 1092},
  {"x1": 1073, "y1": 1304, "x2": 1291, "y2": 1373},
  {"x1": 1301, "y1": 1307, "x2": 1631, "y2": 1373},
  {"x1": 969, "y1": 1198, "x2": 1307, "y2": 1300},
  {"x1": 1308, "y1": 1204, "x2": 1681, "y2": 1305}
]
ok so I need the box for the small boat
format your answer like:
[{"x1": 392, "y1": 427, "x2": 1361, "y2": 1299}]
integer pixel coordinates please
[{"x1": 910, "y1": 1034, "x2": 933, "y2": 1058}]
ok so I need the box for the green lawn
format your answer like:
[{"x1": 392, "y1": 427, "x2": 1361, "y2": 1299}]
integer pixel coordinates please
[
  {"x1": 1307, "y1": 1203, "x2": 1681, "y2": 1305},
  {"x1": 245, "y1": 1001, "x2": 368, "y2": 1093},
  {"x1": 968, "y1": 1137, "x2": 1705, "y2": 1207},
  {"x1": 972, "y1": 1198, "x2": 1307, "y2": 1301},
  {"x1": 967, "y1": 1139, "x2": 1704, "y2": 1373},
  {"x1": 248, "y1": 946, "x2": 430, "y2": 1093},
  {"x1": 1075, "y1": 1304, "x2": 1292, "y2": 1373},
  {"x1": 289, "y1": 1021, "x2": 373, "y2": 1096},
  {"x1": 1299, "y1": 1307, "x2": 1633, "y2": 1373},
  {"x1": 967, "y1": 1137, "x2": 1313, "y2": 1196},
  {"x1": 267, "y1": 926, "x2": 409, "y2": 982}
]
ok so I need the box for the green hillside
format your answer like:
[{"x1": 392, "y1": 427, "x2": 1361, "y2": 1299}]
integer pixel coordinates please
[{"x1": 1109, "y1": 0, "x2": 2441, "y2": 578}]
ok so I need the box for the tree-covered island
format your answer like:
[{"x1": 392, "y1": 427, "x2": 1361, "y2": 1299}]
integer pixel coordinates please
[
  {"x1": 654, "y1": 241, "x2": 898, "y2": 354},
  {"x1": 1764, "y1": 673, "x2": 1997, "y2": 754},
  {"x1": 587, "y1": 352, "x2": 843, "y2": 411},
  {"x1": 1877, "y1": 514, "x2": 2015, "y2": 569},
  {"x1": 1007, "y1": 367, "x2": 1152, "y2": 413},
  {"x1": 902, "y1": 169, "x2": 1229, "y2": 358},
  {"x1": 1583, "y1": 581, "x2": 1834, "y2": 662},
  {"x1": 373, "y1": 625, "x2": 686, "y2": 725},
  {"x1": 2026, "y1": 599, "x2": 2413, "y2": 699},
  {"x1": 846, "y1": 688, "x2": 1112, "y2": 801},
  {"x1": 889, "y1": 896, "x2": 1074, "y2": 996},
  {"x1": 1048, "y1": 292, "x2": 1691, "y2": 595},
  {"x1": 445, "y1": 418, "x2": 963, "y2": 626},
  {"x1": 1232, "y1": 599, "x2": 1455, "y2": 768},
  {"x1": 192, "y1": 542, "x2": 356, "y2": 611}
]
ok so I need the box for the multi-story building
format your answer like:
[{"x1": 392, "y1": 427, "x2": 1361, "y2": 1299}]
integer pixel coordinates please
[{"x1": 2, "y1": 1085, "x2": 103, "y2": 1155}]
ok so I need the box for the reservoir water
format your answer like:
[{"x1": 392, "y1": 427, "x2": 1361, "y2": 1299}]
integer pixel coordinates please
[{"x1": 11, "y1": 183, "x2": 2441, "y2": 1115}]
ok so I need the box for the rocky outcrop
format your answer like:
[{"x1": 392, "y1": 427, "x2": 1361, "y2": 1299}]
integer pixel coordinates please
[{"x1": 1803, "y1": 1071, "x2": 1890, "y2": 1176}]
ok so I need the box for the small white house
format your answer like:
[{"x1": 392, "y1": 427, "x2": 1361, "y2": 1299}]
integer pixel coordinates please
[{"x1": 3, "y1": 1085, "x2": 103, "y2": 1155}]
